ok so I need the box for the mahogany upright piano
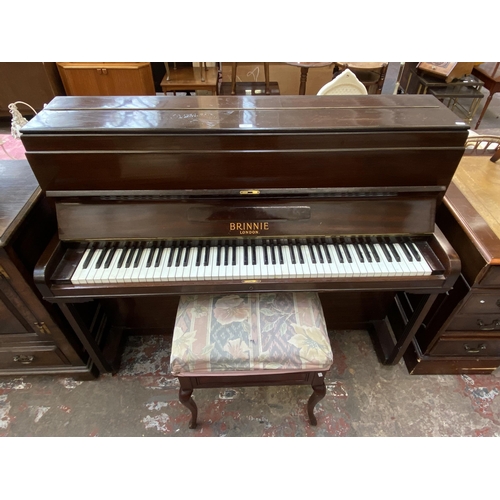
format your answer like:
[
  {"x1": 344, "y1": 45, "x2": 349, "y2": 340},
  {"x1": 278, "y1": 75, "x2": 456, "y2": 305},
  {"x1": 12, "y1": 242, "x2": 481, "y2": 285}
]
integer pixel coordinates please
[{"x1": 21, "y1": 94, "x2": 467, "y2": 375}]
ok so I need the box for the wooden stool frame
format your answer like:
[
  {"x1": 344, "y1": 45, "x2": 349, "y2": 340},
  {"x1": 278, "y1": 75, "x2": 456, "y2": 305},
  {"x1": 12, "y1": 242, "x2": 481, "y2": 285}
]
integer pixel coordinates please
[{"x1": 178, "y1": 370, "x2": 328, "y2": 429}]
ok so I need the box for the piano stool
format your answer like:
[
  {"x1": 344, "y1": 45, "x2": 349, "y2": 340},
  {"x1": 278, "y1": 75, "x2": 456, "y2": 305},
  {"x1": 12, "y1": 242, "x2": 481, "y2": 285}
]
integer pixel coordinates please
[{"x1": 170, "y1": 292, "x2": 333, "y2": 429}]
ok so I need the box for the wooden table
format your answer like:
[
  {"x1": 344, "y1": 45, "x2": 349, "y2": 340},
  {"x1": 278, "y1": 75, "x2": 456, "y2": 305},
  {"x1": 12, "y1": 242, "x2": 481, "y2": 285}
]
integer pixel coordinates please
[
  {"x1": 285, "y1": 62, "x2": 332, "y2": 95},
  {"x1": 472, "y1": 62, "x2": 500, "y2": 129}
]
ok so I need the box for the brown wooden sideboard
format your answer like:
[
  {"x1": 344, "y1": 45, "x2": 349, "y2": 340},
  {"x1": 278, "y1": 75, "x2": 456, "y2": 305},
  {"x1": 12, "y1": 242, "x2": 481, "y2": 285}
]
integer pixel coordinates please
[
  {"x1": 56, "y1": 62, "x2": 155, "y2": 96},
  {"x1": 0, "y1": 160, "x2": 96, "y2": 379},
  {"x1": 404, "y1": 156, "x2": 500, "y2": 374}
]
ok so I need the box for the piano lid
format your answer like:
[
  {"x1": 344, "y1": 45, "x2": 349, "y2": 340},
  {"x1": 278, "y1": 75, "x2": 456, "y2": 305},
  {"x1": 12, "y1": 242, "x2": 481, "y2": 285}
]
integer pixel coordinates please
[{"x1": 21, "y1": 94, "x2": 470, "y2": 134}]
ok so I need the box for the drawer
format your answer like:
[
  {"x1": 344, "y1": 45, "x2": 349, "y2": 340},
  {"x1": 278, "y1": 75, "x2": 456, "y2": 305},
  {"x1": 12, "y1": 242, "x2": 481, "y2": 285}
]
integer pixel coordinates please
[
  {"x1": 448, "y1": 314, "x2": 500, "y2": 332},
  {"x1": 429, "y1": 335, "x2": 500, "y2": 357},
  {"x1": 459, "y1": 293, "x2": 500, "y2": 315},
  {"x1": 0, "y1": 345, "x2": 69, "y2": 369}
]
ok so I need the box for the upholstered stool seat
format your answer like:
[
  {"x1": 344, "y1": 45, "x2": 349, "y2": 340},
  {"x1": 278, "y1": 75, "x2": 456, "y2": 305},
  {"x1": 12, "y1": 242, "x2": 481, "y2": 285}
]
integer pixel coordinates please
[{"x1": 170, "y1": 292, "x2": 333, "y2": 428}]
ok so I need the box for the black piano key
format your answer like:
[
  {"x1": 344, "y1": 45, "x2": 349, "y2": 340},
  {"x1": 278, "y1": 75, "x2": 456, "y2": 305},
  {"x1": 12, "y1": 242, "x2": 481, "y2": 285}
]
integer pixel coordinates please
[
  {"x1": 385, "y1": 237, "x2": 401, "y2": 262},
  {"x1": 289, "y1": 244, "x2": 297, "y2": 265},
  {"x1": 175, "y1": 242, "x2": 184, "y2": 267},
  {"x1": 224, "y1": 243, "x2": 229, "y2": 266},
  {"x1": 404, "y1": 237, "x2": 421, "y2": 261},
  {"x1": 251, "y1": 241, "x2": 257, "y2": 265},
  {"x1": 216, "y1": 242, "x2": 222, "y2": 266},
  {"x1": 350, "y1": 238, "x2": 364, "y2": 263},
  {"x1": 154, "y1": 242, "x2": 165, "y2": 267},
  {"x1": 307, "y1": 241, "x2": 317, "y2": 264},
  {"x1": 125, "y1": 243, "x2": 137, "y2": 268},
  {"x1": 195, "y1": 243, "x2": 202, "y2": 267},
  {"x1": 262, "y1": 242, "x2": 269, "y2": 265},
  {"x1": 231, "y1": 242, "x2": 237, "y2": 266},
  {"x1": 277, "y1": 242, "x2": 284, "y2": 265},
  {"x1": 243, "y1": 243, "x2": 248, "y2": 266},
  {"x1": 117, "y1": 243, "x2": 129, "y2": 269},
  {"x1": 103, "y1": 243, "x2": 117, "y2": 269},
  {"x1": 133, "y1": 243, "x2": 145, "y2": 268},
  {"x1": 203, "y1": 242, "x2": 210, "y2": 266},
  {"x1": 82, "y1": 243, "x2": 96, "y2": 269},
  {"x1": 333, "y1": 238, "x2": 345, "y2": 263},
  {"x1": 340, "y1": 237, "x2": 352, "y2": 263},
  {"x1": 377, "y1": 237, "x2": 392, "y2": 262},
  {"x1": 359, "y1": 238, "x2": 372, "y2": 263},
  {"x1": 314, "y1": 241, "x2": 324, "y2": 264},
  {"x1": 321, "y1": 238, "x2": 332, "y2": 263},
  {"x1": 397, "y1": 237, "x2": 413, "y2": 261},
  {"x1": 145, "y1": 242, "x2": 156, "y2": 268},
  {"x1": 269, "y1": 240, "x2": 277, "y2": 265},
  {"x1": 183, "y1": 245, "x2": 191, "y2": 267},
  {"x1": 367, "y1": 237, "x2": 380, "y2": 262},
  {"x1": 167, "y1": 242, "x2": 178, "y2": 267},
  {"x1": 95, "y1": 243, "x2": 108, "y2": 269},
  {"x1": 296, "y1": 242, "x2": 305, "y2": 264}
]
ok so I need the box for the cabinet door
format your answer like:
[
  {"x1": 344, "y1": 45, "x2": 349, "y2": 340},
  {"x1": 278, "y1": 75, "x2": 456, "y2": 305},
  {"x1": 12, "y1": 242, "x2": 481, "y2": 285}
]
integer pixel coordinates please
[{"x1": 0, "y1": 275, "x2": 47, "y2": 340}]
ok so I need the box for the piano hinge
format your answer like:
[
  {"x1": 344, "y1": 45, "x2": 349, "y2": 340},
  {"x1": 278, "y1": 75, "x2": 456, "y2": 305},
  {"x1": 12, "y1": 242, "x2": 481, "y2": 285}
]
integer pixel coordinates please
[
  {"x1": 0, "y1": 265, "x2": 10, "y2": 279},
  {"x1": 34, "y1": 322, "x2": 51, "y2": 335},
  {"x1": 240, "y1": 190, "x2": 260, "y2": 196}
]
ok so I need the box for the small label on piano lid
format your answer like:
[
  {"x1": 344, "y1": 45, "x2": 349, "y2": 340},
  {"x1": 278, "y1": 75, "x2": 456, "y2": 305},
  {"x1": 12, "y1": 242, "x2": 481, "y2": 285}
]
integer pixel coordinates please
[
  {"x1": 243, "y1": 279, "x2": 261, "y2": 283},
  {"x1": 455, "y1": 122, "x2": 466, "y2": 125},
  {"x1": 239, "y1": 124, "x2": 253, "y2": 128}
]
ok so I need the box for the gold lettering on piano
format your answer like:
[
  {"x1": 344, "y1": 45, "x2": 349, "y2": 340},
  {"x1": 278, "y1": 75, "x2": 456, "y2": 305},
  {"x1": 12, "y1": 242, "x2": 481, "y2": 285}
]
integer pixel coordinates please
[{"x1": 229, "y1": 222, "x2": 269, "y2": 234}]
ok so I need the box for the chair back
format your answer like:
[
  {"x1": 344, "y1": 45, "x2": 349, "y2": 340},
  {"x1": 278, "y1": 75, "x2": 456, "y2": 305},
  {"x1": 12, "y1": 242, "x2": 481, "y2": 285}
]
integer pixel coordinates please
[
  {"x1": 317, "y1": 69, "x2": 368, "y2": 95},
  {"x1": 336, "y1": 62, "x2": 388, "y2": 94}
]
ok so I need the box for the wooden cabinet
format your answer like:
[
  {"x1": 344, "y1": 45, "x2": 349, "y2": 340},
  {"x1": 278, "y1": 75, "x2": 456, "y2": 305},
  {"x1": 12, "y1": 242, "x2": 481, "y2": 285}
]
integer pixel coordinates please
[
  {"x1": 0, "y1": 160, "x2": 96, "y2": 379},
  {"x1": 404, "y1": 157, "x2": 500, "y2": 374},
  {"x1": 0, "y1": 62, "x2": 65, "y2": 117},
  {"x1": 57, "y1": 62, "x2": 155, "y2": 96}
]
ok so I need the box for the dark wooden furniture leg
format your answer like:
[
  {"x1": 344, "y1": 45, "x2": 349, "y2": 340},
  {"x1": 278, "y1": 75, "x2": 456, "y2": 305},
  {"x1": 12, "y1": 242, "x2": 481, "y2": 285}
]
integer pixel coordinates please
[
  {"x1": 299, "y1": 67, "x2": 309, "y2": 95},
  {"x1": 179, "y1": 379, "x2": 198, "y2": 429},
  {"x1": 307, "y1": 372, "x2": 326, "y2": 426},
  {"x1": 231, "y1": 63, "x2": 237, "y2": 95},
  {"x1": 264, "y1": 63, "x2": 270, "y2": 95}
]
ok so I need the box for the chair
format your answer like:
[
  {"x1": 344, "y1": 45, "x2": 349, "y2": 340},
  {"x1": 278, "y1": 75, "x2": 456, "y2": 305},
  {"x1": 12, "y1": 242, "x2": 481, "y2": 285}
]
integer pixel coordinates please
[
  {"x1": 335, "y1": 62, "x2": 388, "y2": 94},
  {"x1": 317, "y1": 69, "x2": 368, "y2": 95},
  {"x1": 464, "y1": 134, "x2": 500, "y2": 162},
  {"x1": 231, "y1": 63, "x2": 270, "y2": 95},
  {"x1": 170, "y1": 292, "x2": 333, "y2": 429}
]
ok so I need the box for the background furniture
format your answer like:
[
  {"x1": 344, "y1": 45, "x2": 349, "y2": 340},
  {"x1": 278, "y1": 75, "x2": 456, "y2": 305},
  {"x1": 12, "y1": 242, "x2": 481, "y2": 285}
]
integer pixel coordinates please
[
  {"x1": 0, "y1": 62, "x2": 65, "y2": 117},
  {"x1": 472, "y1": 62, "x2": 500, "y2": 129},
  {"x1": 57, "y1": 62, "x2": 155, "y2": 96},
  {"x1": 0, "y1": 160, "x2": 95, "y2": 379},
  {"x1": 285, "y1": 62, "x2": 333, "y2": 95},
  {"x1": 406, "y1": 68, "x2": 484, "y2": 124},
  {"x1": 170, "y1": 292, "x2": 333, "y2": 428},
  {"x1": 231, "y1": 62, "x2": 270, "y2": 95},
  {"x1": 404, "y1": 155, "x2": 500, "y2": 374},
  {"x1": 335, "y1": 62, "x2": 388, "y2": 94},
  {"x1": 417, "y1": 62, "x2": 475, "y2": 83},
  {"x1": 465, "y1": 135, "x2": 500, "y2": 162},
  {"x1": 160, "y1": 62, "x2": 219, "y2": 95},
  {"x1": 317, "y1": 69, "x2": 368, "y2": 95}
]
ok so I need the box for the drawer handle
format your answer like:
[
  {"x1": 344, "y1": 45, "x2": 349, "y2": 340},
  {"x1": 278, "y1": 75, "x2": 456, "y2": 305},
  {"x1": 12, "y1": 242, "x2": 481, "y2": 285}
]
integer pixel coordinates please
[
  {"x1": 13, "y1": 355, "x2": 35, "y2": 364},
  {"x1": 477, "y1": 319, "x2": 500, "y2": 330},
  {"x1": 463, "y1": 344, "x2": 487, "y2": 354}
]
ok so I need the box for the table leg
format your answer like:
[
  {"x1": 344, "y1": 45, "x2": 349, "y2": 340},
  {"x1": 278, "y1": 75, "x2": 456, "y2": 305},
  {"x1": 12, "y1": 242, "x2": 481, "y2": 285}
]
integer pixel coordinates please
[
  {"x1": 264, "y1": 62, "x2": 270, "y2": 95},
  {"x1": 299, "y1": 67, "x2": 309, "y2": 95},
  {"x1": 475, "y1": 92, "x2": 493, "y2": 129}
]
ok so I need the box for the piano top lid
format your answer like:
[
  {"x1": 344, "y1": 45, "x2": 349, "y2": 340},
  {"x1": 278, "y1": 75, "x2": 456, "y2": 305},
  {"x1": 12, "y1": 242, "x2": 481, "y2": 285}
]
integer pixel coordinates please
[{"x1": 20, "y1": 94, "x2": 470, "y2": 135}]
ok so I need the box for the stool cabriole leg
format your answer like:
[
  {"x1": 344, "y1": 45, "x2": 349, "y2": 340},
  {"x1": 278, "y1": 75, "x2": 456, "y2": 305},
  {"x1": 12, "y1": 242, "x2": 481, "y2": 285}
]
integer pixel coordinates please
[
  {"x1": 307, "y1": 372, "x2": 326, "y2": 426},
  {"x1": 179, "y1": 386, "x2": 198, "y2": 429}
]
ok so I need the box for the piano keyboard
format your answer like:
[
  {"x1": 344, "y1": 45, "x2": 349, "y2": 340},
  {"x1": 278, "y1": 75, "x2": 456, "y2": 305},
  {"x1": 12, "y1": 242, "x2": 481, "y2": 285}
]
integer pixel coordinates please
[{"x1": 70, "y1": 237, "x2": 436, "y2": 284}]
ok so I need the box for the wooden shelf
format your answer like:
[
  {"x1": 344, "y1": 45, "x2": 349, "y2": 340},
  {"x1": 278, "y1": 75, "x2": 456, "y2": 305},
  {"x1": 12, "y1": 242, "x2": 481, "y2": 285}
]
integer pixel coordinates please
[{"x1": 160, "y1": 66, "x2": 218, "y2": 94}]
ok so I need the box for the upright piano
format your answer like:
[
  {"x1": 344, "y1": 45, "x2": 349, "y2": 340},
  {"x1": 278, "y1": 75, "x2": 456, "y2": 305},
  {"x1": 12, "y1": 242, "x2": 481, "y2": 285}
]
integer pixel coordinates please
[{"x1": 21, "y1": 94, "x2": 467, "y2": 374}]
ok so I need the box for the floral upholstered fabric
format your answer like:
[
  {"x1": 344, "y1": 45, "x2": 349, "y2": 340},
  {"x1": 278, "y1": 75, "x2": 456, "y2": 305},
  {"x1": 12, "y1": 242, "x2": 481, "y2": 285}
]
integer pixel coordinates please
[{"x1": 170, "y1": 292, "x2": 333, "y2": 376}]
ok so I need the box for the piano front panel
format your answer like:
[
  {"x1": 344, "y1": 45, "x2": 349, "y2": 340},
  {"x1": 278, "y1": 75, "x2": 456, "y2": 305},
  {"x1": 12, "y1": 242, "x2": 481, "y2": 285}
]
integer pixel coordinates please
[
  {"x1": 26, "y1": 148, "x2": 465, "y2": 193},
  {"x1": 55, "y1": 196, "x2": 438, "y2": 241}
]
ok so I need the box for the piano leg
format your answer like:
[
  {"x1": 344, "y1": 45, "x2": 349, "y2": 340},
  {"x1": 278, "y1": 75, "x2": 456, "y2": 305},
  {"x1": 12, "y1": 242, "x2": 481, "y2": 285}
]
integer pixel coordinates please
[
  {"x1": 58, "y1": 302, "x2": 116, "y2": 374},
  {"x1": 376, "y1": 293, "x2": 439, "y2": 366}
]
